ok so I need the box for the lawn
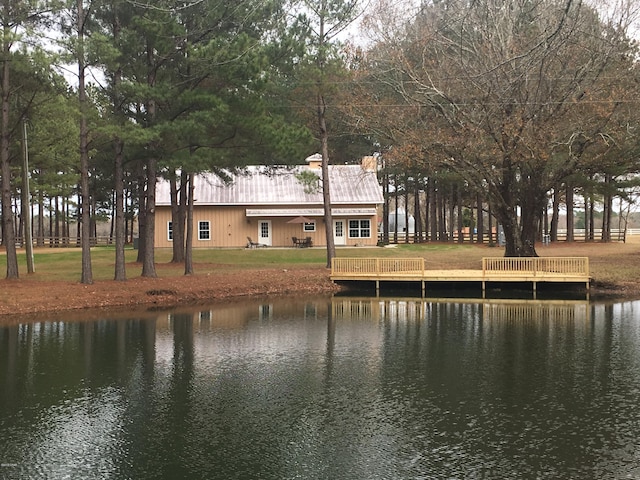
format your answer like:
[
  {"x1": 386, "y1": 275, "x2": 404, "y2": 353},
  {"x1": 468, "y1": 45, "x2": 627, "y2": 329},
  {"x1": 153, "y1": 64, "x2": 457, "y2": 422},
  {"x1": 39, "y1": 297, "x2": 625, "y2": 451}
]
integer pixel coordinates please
[{"x1": 1, "y1": 239, "x2": 638, "y2": 287}]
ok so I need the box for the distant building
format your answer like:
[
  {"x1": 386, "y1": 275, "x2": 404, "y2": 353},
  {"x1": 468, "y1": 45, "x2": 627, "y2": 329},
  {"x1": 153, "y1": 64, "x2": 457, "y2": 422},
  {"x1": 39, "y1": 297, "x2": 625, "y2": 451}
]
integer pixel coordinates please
[{"x1": 383, "y1": 210, "x2": 415, "y2": 235}]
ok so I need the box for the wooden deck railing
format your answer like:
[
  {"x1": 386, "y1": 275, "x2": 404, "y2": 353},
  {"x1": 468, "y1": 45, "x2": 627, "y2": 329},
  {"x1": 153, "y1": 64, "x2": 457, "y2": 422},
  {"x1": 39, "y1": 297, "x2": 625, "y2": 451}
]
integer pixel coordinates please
[
  {"x1": 332, "y1": 257, "x2": 589, "y2": 277},
  {"x1": 332, "y1": 258, "x2": 425, "y2": 275},
  {"x1": 482, "y1": 257, "x2": 589, "y2": 276}
]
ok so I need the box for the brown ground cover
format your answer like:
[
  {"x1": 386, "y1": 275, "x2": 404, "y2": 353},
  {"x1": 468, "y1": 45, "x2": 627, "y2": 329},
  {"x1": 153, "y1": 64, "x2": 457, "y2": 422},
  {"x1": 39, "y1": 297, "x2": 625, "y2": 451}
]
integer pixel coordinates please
[{"x1": 0, "y1": 239, "x2": 639, "y2": 322}]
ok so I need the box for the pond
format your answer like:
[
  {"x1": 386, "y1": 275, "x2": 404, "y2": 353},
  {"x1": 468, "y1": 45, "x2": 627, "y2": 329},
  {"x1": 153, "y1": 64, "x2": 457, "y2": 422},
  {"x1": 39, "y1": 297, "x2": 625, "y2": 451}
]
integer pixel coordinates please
[{"x1": 1, "y1": 296, "x2": 640, "y2": 479}]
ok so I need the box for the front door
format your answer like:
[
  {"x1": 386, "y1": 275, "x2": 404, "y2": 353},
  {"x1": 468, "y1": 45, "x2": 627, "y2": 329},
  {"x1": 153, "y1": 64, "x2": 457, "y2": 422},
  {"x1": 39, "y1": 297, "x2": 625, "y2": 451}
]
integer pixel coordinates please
[
  {"x1": 259, "y1": 221, "x2": 272, "y2": 246},
  {"x1": 333, "y1": 220, "x2": 346, "y2": 246}
]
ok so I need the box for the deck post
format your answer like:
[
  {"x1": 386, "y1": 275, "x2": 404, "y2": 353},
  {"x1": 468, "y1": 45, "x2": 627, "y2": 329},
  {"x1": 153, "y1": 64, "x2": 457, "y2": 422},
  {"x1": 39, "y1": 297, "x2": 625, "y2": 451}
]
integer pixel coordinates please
[
  {"x1": 376, "y1": 280, "x2": 380, "y2": 297},
  {"x1": 533, "y1": 281, "x2": 537, "y2": 300},
  {"x1": 421, "y1": 281, "x2": 425, "y2": 298},
  {"x1": 482, "y1": 280, "x2": 486, "y2": 299}
]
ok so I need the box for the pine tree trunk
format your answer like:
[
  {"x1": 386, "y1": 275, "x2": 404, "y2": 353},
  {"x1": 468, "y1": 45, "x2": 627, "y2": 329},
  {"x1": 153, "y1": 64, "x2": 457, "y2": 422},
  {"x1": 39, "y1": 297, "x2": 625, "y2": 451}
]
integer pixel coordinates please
[
  {"x1": 447, "y1": 189, "x2": 454, "y2": 244},
  {"x1": 318, "y1": 92, "x2": 335, "y2": 267},
  {"x1": 382, "y1": 167, "x2": 389, "y2": 244},
  {"x1": 185, "y1": 173, "x2": 194, "y2": 275},
  {"x1": 114, "y1": 138, "x2": 126, "y2": 281},
  {"x1": 136, "y1": 162, "x2": 146, "y2": 263},
  {"x1": 487, "y1": 203, "x2": 494, "y2": 246},
  {"x1": 1, "y1": 31, "x2": 17, "y2": 278},
  {"x1": 37, "y1": 187, "x2": 44, "y2": 246},
  {"x1": 141, "y1": 39, "x2": 157, "y2": 278},
  {"x1": 602, "y1": 176, "x2": 612, "y2": 242},
  {"x1": 457, "y1": 192, "x2": 463, "y2": 244},
  {"x1": 476, "y1": 194, "x2": 484, "y2": 245},
  {"x1": 170, "y1": 172, "x2": 187, "y2": 263},
  {"x1": 566, "y1": 184, "x2": 574, "y2": 242},
  {"x1": 437, "y1": 191, "x2": 445, "y2": 241},
  {"x1": 141, "y1": 155, "x2": 157, "y2": 278},
  {"x1": 429, "y1": 177, "x2": 437, "y2": 242},
  {"x1": 78, "y1": 0, "x2": 92, "y2": 284},
  {"x1": 414, "y1": 180, "x2": 421, "y2": 243},
  {"x1": 550, "y1": 187, "x2": 560, "y2": 242},
  {"x1": 393, "y1": 180, "x2": 398, "y2": 243}
]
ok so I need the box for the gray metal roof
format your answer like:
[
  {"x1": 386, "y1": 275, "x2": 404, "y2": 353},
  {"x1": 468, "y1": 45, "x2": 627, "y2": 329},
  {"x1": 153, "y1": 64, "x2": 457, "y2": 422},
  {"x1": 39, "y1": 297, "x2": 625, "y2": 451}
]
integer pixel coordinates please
[{"x1": 156, "y1": 165, "x2": 384, "y2": 206}]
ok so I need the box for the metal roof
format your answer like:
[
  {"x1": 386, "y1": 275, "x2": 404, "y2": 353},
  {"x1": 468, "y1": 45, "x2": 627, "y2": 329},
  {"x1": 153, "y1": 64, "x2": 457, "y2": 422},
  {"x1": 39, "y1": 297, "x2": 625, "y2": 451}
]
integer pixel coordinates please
[{"x1": 156, "y1": 165, "x2": 384, "y2": 206}]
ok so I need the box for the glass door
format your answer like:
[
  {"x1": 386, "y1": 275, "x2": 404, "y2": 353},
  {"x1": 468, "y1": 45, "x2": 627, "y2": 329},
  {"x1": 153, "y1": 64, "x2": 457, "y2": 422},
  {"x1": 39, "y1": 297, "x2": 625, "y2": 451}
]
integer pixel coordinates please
[
  {"x1": 259, "y1": 221, "x2": 272, "y2": 246},
  {"x1": 333, "y1": 220, "x2": 346, "y2": 246}
]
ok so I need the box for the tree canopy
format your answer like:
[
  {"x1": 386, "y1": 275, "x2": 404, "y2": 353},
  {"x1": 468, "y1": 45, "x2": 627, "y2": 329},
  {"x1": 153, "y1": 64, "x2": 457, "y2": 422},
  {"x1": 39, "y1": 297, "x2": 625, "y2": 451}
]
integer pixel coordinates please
[{"x1": 355, "y1": 0, "x2": 640, "y2": 255}]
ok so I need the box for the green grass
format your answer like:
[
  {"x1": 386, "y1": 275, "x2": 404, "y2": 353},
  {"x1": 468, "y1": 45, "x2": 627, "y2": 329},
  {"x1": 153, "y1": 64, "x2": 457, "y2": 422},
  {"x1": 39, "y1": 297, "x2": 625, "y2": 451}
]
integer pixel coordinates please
[
  {"x1": 0, "y1": 243, "x2": 488, "y2": 283},
  {"x1": 1, "y1": 241, "x2": 638, "y2": 289}
]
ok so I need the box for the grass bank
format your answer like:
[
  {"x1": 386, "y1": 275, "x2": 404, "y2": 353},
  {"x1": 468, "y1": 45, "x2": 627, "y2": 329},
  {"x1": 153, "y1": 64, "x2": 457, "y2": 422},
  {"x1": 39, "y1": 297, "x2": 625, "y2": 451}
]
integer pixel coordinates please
[
  {"x1": 0, "y1": 240, "x2": 638, "y2": 319},
  {"x1": 1, "y1": 239, "x2": 637, "y2": 288}
]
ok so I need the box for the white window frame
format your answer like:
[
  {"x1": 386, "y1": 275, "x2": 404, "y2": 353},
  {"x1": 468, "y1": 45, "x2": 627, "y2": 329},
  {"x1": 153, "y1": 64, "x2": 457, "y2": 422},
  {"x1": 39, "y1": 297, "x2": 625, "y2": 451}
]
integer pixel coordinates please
[
  {"x1": 198, "y1": 220, "x2": 211, "y2": 240},
  {"x1": 303, "y1": 222, "x2": 316, "y2": 232},
  {"x1": 348, "y1": 219, "x2": 371, "y2": 238},
  {"x1": 168, "y1": 221, "x2": 173, "y2": 241}
]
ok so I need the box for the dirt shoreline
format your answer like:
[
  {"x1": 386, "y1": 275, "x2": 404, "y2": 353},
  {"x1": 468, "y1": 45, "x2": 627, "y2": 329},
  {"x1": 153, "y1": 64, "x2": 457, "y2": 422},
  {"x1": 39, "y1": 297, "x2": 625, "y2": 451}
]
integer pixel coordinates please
[
  {"x1": 0, "y1": 260, "x2": 638, "y2": 324},
  {"x1": 0, "y1": 266, "x2": 342, "y2": 322}
]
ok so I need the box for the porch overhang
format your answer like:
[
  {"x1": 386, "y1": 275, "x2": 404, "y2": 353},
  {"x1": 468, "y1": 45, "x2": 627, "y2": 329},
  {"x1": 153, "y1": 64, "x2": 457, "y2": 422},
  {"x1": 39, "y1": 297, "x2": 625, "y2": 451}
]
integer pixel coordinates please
[{"x1": 245, "y1": 207, "x2": 377, "y2": 217}]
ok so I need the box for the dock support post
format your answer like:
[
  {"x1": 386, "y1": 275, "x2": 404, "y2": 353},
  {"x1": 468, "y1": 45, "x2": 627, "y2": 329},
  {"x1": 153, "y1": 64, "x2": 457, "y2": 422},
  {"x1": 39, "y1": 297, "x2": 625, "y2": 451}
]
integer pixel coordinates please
[
  {"x1": 533, "y1": 281, "x2": 537, "y2": 300},
  {"x1": 482, "y1": 281, "x2": 486, "y2": 299},
  {"x1": 586, "y1": 280, "x2": 590, "y2": 301},
  {"x1": 421, "y1": 281, "x2": 425, "y2": 298},
  {"x1": 376, "y1": 280, "x2": 380, "y2": 297}
]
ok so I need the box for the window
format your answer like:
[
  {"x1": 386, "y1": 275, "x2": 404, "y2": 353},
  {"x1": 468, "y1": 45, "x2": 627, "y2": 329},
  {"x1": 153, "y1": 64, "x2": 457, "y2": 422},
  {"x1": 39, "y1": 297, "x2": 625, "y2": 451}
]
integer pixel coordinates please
[
  {"x1": 349, "y1": 219, "x2": 371, "y2": 238},
  {"x1": 259, "y1": 221, "x2": 270, "y2": 241},
  {"x1": 198, "y1": 221, "x2": 210, "y2": 240},
  {"x1": 303, "y1": 222, "x2": 316, "y2": 232},
  {"x1": 168, "y1": 221, "x2": 173, "y2": 241}
]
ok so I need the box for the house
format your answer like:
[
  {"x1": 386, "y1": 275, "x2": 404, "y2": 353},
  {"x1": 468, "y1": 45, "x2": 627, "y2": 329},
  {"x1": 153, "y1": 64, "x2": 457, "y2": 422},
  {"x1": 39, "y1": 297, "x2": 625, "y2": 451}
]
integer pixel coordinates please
[{"x1": 154, "y1": 155, "x2": 384, "y2": 248}]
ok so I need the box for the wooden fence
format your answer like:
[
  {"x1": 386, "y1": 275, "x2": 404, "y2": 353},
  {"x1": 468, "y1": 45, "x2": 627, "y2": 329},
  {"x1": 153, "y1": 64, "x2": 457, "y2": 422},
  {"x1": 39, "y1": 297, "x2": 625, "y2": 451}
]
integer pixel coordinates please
[
  {"x1": 8, "y1": 236, "x2": 118, "y2": 248},
  {"x1": 381, "y1": 228, "x2": 628, "y2": 244}
]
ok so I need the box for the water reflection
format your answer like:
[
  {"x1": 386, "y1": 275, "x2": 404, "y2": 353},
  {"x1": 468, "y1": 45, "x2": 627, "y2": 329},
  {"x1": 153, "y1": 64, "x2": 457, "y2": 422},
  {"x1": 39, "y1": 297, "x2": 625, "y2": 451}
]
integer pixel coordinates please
[{"x1": 1, "y1": 297, "x2": 640, "y2": 479}]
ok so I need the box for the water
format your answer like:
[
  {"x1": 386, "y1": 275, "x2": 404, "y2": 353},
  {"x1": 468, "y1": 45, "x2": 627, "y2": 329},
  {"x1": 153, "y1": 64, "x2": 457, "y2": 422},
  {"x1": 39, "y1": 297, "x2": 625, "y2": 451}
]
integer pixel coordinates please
[{"x1": 1, "y1": 297, "x2": 640, "y2": 479}]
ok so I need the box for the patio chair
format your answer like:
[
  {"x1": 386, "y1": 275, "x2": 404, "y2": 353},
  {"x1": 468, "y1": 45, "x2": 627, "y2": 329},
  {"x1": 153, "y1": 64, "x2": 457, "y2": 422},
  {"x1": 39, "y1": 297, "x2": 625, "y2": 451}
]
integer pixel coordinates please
[{"x1": 247, "y1": 236, "x2": 266, "y2": 248}]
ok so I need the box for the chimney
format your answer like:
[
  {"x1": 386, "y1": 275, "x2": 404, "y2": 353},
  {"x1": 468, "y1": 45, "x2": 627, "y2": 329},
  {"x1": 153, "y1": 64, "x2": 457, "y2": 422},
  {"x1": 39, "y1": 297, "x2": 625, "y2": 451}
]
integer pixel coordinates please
[
  {"x1": 361, "y1": 156, "x2": 377, "y2": 172},
  {"x1": 305, "y1": 153, "x2": 323, "y2": 169}
]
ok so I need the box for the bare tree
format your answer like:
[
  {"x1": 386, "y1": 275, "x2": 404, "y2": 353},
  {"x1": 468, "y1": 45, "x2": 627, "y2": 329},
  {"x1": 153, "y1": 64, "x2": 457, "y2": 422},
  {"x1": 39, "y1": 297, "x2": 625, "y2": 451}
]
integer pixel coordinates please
[{"x1": 363, "y1": 0, "x2": 640, "y2": 255}]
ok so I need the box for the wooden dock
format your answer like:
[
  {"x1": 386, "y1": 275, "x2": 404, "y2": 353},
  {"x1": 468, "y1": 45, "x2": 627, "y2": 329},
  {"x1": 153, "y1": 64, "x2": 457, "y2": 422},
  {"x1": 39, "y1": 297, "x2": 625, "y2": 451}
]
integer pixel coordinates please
[{"x1": 330, "y1": 257, "x2": 590, "y2": 298}]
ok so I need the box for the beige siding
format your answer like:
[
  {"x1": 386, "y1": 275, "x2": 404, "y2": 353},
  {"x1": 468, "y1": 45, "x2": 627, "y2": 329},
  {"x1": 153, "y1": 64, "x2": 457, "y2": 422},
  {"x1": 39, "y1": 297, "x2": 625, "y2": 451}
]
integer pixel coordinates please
[{"x1": 154, "y1": 204, "x2": 380, "y2": 248}]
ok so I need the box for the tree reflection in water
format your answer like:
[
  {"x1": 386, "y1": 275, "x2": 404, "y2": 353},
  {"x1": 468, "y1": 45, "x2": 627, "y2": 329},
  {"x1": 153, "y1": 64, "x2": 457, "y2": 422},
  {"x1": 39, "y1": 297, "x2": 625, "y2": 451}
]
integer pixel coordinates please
[{"x1": 0, "y1": 297, "x2": 639, "y2": 479}]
